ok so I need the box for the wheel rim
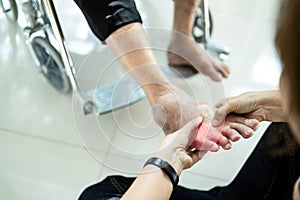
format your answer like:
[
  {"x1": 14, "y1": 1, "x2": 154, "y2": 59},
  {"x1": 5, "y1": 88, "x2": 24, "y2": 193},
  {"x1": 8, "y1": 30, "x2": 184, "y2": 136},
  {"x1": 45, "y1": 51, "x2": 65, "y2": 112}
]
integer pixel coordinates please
[
  {"x1": 32, "y1": 40, "x2": 66, "y2": 91},
  {"x1": 193, "y1": 6, "x2": 213, "y2": 43},
  {"x1": 193, "y1": 14, "x2": 205, "y2": 43}
]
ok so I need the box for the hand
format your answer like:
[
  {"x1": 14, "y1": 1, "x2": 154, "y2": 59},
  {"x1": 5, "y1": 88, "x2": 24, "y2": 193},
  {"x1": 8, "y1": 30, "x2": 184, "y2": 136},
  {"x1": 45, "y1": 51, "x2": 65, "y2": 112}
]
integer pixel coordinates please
[
  {"x1": 150, "y1": 85, "x2": 259, "y2": 148},
  {"x1": 220, "y1": 113, "x2": 260, "y2": 141},
  {"x1": 150, "y1": 87, "x2": 227, "y2": 150},
  {"x1": 154, "y1": 117, "x2": 206, "y2": 175},
  {"x1": 212, "y1": 90, "x2": 287, "y2": 127},
  {"x1": 153, "y1": 115, "x2": 259, "y2": 175},
  {"x1": 194, "y1": 103, "x2": 260, "y2": 151}
]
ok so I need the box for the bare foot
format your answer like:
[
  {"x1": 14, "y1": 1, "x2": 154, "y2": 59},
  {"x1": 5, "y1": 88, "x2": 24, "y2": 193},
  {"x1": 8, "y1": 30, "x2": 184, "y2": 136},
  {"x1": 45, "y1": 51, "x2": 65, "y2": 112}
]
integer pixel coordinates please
[
  {"x1": 151, "y1": 85, "x2": 199, "y2": 134},
  {"x1": 167, "y1": 33, "x2": 230, "y2": 81}
]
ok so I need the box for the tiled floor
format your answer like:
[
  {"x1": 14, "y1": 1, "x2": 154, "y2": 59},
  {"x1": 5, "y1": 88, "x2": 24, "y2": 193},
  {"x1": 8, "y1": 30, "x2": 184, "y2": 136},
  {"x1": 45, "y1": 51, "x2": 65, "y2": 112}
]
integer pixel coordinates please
[{"x1": 0, "y1": 0, "x2": 281, "y2": 199}]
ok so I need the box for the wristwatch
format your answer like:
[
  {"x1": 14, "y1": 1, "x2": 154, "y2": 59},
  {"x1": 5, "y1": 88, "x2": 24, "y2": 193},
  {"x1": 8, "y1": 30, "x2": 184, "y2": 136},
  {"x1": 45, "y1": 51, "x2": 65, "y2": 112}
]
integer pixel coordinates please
[{"x1": 144, "y1": 157, "x2": 179, "y2": 189}]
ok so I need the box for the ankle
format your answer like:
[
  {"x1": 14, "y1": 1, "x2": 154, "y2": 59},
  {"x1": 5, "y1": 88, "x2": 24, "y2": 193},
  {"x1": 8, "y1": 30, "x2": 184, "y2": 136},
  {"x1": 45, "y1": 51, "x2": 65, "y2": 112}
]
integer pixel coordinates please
[{"x1": 175, "y1": 0, "x2": 199, "y2": 9}]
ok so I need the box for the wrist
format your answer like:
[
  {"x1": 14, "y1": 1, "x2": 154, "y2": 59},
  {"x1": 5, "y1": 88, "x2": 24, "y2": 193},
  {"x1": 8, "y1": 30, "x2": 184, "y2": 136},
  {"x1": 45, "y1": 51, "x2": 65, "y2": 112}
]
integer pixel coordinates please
[
  {"x1": 153, "y1": 149, "x2": 184, "y2": 175},
  {"x1": 259, "y1": 90, "x2": 287, "y2": 121},
  {"x1": 144, "y1": 157, "x2": 180, "y2": 189}
]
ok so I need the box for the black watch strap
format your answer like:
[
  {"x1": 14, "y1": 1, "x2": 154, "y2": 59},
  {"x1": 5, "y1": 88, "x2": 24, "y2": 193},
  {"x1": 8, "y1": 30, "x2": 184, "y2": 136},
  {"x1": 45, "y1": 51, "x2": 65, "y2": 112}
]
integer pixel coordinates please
[{"x1": 143, "y1": 157, "x2": 179, "y2": 188}]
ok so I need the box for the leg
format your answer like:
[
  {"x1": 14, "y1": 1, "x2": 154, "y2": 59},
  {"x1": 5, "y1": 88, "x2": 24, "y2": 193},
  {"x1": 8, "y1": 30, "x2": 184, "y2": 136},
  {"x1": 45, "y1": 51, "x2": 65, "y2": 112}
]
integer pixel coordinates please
[
  {"x1": 74, "y1": 0, "x2": 203, "y2": 134},
  {"x1": 168, "y1": 0, "x2": 230, "y2": 80},
  {"x1": 209, "y1": 122, "x2": 300, "y2": 200}
]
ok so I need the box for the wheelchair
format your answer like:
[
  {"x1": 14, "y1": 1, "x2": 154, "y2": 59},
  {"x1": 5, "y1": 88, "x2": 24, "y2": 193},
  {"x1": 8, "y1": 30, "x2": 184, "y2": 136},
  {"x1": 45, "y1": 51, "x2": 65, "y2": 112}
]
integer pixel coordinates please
[{"x1": 0, "y1": 0, "x2": 230, "y2": 115}]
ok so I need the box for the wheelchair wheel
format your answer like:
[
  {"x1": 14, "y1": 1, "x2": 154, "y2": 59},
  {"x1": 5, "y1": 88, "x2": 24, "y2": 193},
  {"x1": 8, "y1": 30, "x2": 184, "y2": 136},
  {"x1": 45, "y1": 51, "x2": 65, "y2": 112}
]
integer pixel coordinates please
[
  {"x1": 192, "y1": 5, "x2": 213, "y2": 43},
  {"x1": 31, "y1": 36, "x2": 70, "y2": 93},
  {"x1": 0, "y1": 0, "x2": 18, "y2": 21}
]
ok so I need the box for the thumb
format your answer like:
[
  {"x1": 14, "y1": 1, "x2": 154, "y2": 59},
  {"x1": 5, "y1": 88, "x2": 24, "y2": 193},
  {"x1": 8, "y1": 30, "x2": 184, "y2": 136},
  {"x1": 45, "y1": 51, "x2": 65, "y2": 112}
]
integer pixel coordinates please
[
  {"x1": 212, "y1": 100, "x2": 237, "y2": 127},
  {"x1": 181, "y1": 117, "x2": 203, "y2": 138}
]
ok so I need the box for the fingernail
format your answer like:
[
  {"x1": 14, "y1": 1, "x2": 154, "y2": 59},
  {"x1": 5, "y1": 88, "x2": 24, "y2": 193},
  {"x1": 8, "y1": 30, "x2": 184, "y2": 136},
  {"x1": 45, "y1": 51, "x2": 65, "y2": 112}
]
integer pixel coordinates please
[
  {"x1": 233, "y1": 135, "x2": 241, "y2": 141},
  {"x1": 212, "y1": 144, "x2": 219, "y2": 151},
  {"x1": 212, "y1": 119, "x2": 219, "y2": 127},
  {"x1": 245, "y1": 129, "x2": 253, "y2": 136},
  {"x1": 197, "y1": 116, "x2": 202, "y2": 122},
  {"x1": 195, "y1": 117, "x2": 202, "y2": 125},
  {"x1": 246, "y1": 119, "x2": 256, "y2": 126},
  {"x1": 225, "y1": 143, "x2": 231, "y2": 150}
]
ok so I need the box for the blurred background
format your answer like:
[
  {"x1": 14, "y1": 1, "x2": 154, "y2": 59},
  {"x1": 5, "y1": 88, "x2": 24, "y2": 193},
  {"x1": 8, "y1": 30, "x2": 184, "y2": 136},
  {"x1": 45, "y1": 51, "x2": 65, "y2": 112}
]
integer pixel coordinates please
[{"x1": 0, "y1": 0, "x2": 281, "y2": 199}]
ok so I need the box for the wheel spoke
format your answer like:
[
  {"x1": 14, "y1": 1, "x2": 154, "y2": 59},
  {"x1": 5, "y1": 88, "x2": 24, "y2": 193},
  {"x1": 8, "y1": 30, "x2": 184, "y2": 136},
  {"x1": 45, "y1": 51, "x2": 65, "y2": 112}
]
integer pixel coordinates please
[
  {"x1": 47, "y1": 65, "x2": 61, "y2": 76},
  {"x1": 44, "y1": 56, "x2": 52, "y2": 68},
  {"x1": 31, "y1": 37, "x2": 69, "y2": 92},
  {"x1": 49, "y1": 73, "x2": 63, "y2": 89}
]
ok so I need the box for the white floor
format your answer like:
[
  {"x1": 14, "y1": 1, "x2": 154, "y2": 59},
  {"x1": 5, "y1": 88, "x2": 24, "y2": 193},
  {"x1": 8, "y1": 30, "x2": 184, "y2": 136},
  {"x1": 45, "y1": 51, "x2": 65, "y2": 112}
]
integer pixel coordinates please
[{"x1": 0, "y1": 0, "x2": 282, "y2": 199}]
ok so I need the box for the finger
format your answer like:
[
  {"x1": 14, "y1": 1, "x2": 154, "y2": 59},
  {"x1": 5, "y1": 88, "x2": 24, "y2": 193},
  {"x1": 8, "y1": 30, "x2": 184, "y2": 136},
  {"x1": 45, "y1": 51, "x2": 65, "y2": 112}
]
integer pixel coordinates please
[
  {"x1": 230, "y1": 123, "x2": 254, "y2": 139},
  {"x1": 199, "y1": 139, "x2": 219, "y2": 152},
  {"x1": 222, "y1": 128, "x2": 241, "y2": 142},
  {"x1": 197, "y1": 150, "x2": 208, "y2": 159},
  {"x1": 181, "y1": 117, "x2": 203, "y2": 147},
  {"x1": 188, "y1": 150, "x2": 208, "y2": 162},
  {"x1": 214, "y1": 99, "x2": 227, "y2": 109},
  {"x1": 245, "y1": 119, "x2": 260, "y2": 130},
  {"x1": 181, "y1": 117, "x2": 203, "y2": 136},
  {"x1": 217, "y1": 135, "x2": 232, "y2": 150},
  {"x1": 212, "y1": 100, "x2": 238, "y2": 127},
  {"x1": 192, "y1": 135, "x2": 219, "y2": 151},
  {"x1": 226, "y1": 115, "x2": 260, "y2": 130}
]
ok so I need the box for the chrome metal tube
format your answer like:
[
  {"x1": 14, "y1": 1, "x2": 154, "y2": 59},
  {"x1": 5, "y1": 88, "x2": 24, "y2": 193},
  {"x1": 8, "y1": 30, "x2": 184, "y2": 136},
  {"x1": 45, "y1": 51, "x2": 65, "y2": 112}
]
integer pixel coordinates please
[
  {"x1": 201, "y1": 0, "x2": 210, "y2": 48},
  {"x1": 0, "y1": 0, "x2": 4, "y2": 12},
  {"x1": 22, "y1": 1, "x2": 38, "y2": 28},
  {"x1": 40, "y1": 0, "x2": 79, "y2": 91}
]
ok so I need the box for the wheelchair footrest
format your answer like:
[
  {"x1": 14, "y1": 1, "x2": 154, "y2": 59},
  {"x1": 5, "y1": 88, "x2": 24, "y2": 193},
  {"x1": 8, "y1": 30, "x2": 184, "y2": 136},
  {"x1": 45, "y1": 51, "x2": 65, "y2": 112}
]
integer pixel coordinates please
[{"x1": 86, "y1": 78, "x2": 146, "y2": 115}]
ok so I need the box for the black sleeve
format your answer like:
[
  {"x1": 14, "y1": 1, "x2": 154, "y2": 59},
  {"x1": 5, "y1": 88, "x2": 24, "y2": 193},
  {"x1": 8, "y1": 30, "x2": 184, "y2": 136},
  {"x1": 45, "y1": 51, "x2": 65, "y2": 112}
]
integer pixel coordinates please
[{"x1": 74, "y1": 0, "x2": 143, "y2": 41}]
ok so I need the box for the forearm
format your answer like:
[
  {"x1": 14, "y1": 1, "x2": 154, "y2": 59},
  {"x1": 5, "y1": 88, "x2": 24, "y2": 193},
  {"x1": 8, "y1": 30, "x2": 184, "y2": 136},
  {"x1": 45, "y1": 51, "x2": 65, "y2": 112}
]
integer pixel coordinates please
[
  {"x1": 213, "y1": 90, "x2": 287, "y2": 127},
  {"x1": 122, "y1": 151, "x2": 184, "y2": 200},
  {"x1": 122, "y1": 118, "x2": 206, "y2": 199},
  {"x1": 122, "y1": 137, "x2": 186, "y2": 200},
  {"x1": 121, "y1": 165, "x2": 173, "y2": 200},
  {"x1": 105, "y1": 23, "x2": 172, "y2": 104}
]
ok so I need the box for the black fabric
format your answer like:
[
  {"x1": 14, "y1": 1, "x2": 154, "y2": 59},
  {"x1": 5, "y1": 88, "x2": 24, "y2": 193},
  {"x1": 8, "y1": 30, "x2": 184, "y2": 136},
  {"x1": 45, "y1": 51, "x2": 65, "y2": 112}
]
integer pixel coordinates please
[
  {"x1": 78, "y1": 123, "x2": 300, "y2": 200},
  {"x1": 73, "y1": 0, "x2": 142, "y2": 41},
  {"x1": 78, "y1": 176, "x2": 134, "y2": 200}
]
